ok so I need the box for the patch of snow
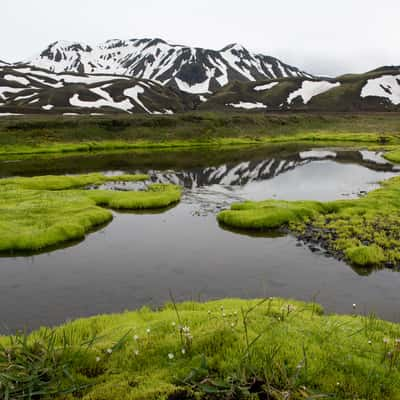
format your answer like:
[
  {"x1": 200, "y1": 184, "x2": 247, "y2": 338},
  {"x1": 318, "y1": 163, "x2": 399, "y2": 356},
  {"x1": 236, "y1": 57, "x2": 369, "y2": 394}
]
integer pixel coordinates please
[
  {"x1": 152, "y1": 109, "x2": 174, "y2": 115},
  {"x1": 42, "y1": 104, "x2": 54, "y2": 110},
  {"x1": 0, "y1": 86, "x2": 26, "y2": 100},
  {"x1": 63, "y1": 113, "x2": 79, "y2": 116},
  {"x1": 4, "y1": 74, "x2": 30, "y2": 85},
  {"x1": 70, "y1": 90, "x2": 132, "y2": 112},
  {"x1": 227, "y1": 101, "x2": 267, "y2": 109},
  {"x1": 361, "y1": 75, "x2": 400, "y2": 105},
  {"x1": 0, "y1": 113, "x2": 23, "y2": 116},
  {"x1": 123, "y1": 85, "x2": 150, "y2": 113},
  {"x1": 175, "y1": 77, "x2": 211, "y2": 94},
  {"x1": 13, "y1": 94, "x2": 36, "y2": 101},
  {"x1": 288, "y1": 81, "x2": 341, "y2": 104},
  {"x1": 277, "y1": 62, "x2": 288, "y2": 78},
  {"x1": 199, "y1": 95, "x2": 207, "y2": 102},
  {"x1": 254, "y1": 82, "x2": 279, "y2": 92}
]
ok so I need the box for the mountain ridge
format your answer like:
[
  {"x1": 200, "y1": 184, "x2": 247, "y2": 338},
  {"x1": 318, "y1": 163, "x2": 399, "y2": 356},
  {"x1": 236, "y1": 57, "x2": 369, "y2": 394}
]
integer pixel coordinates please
[{"x1": 21, "y1": 38, "x2": 313, "y2": 94}]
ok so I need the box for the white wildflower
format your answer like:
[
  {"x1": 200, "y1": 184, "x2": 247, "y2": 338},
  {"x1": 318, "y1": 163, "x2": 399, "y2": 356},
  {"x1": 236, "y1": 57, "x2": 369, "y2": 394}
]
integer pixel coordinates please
[
  {"x1": 368, "y1": 340, "x2": 372, "y2": 345},
  {"x1": 134, "y1": 350, "x2": 139, "y2": 356},
  {"x1": 181, "y1": 348, "x2": 186, "y2": 355},
  {"x1": 168, "y1": 353, "x2": 174, "y2": 360},
  {"x1": 106, "y1": 348, "x2": 113, "y2": 354},
  {"x1": 95, "y1": 356, "x2": 101, "y2": 362},
  {"x1": 146, "y1": 328, "x2": 151, "y2": 334},
  {"x1": 383, "y1": 338, "x2": 389, "y2": 344},
  {"x1": 182, "y1": 326, "x2": 190, "y2": 334},
  {"x1": 133, "y1": 335, "x2": 139, "y2": 341}
]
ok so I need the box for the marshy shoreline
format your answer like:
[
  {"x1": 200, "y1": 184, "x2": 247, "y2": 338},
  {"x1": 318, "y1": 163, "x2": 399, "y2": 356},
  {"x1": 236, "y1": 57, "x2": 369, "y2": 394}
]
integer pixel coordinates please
[{"x1": 3, "y1": 113, "x2": 400, "y2": 398}]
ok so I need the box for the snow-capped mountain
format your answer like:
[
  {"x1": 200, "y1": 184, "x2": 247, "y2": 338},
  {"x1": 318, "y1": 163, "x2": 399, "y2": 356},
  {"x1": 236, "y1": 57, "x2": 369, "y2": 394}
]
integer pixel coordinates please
[
  {"x1": 25, "y1": 38, "x2": 314, "y2": 94},
  {"x1": 0, "y1": 65, "x2": 189, "y2": 115}
]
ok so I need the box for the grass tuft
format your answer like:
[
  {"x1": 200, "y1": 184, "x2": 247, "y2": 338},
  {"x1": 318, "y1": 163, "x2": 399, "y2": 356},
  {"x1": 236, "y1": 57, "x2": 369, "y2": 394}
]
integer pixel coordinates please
[{"x1": 2, "y1": 298, "x2": 400, "y2": 399}]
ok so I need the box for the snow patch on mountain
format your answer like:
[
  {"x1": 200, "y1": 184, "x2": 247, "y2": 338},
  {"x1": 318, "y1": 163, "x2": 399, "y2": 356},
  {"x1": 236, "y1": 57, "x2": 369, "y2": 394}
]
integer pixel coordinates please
[
  {"x1": 42, "y1": 104, "x2": 54, "y2": 111},
  {"x1": 0, "y1": 86, "x2": 26, "y2": 100},
  {"x1": 254, "y1": 82, "x2": 279, "y2": 91},
  {"x1": 69, "y1": 92, "x2": 133, "y2": 111},
  {"x1": 287, "y1": 81, "x2": 341, "y2": 104},
  {"x1": 175, "y1": 77, "x2": 212, "y2": 94},
  {"x1": 361, "y1": 75, "x2": 400, "y2": 105},
  {"x1": 123, "y1": 85, "x2": 149, "y2": 113},
  {"x1": 4, "y1": 75, "x2": 30, "y2": 85},
  {"x1": 227, "y1": 101, "x2": 267, "y2": 109}
]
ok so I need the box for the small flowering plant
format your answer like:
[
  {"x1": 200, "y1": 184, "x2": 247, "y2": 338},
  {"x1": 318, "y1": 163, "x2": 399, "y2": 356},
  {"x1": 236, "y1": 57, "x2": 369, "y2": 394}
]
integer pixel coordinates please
[{"x1": 179, "y1": 325, "x2": 193, "y2": 352}]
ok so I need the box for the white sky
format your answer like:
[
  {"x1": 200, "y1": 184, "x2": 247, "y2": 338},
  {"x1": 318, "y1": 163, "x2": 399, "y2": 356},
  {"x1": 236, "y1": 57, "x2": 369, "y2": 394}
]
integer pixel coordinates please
[{"x1": 1, "y1": 0, "x2": 399, "y2": 76}]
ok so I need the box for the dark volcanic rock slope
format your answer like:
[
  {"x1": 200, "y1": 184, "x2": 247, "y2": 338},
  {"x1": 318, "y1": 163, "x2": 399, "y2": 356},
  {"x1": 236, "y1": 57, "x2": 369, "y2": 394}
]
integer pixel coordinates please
[
  {"x1": 0, "y1": 66, "x2": 189, "y2": 115},
  {"x1": 25, "y1": 39, "x2": 313, "y2": 94},
  {"x1": 200, "y1": 66, "x2": 400, "y2": 112}
]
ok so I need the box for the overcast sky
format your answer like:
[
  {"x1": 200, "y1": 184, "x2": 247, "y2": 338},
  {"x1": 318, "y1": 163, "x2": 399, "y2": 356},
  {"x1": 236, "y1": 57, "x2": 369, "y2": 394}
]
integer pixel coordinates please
[{"x1": 1, "y1": 0, "x2": 399, "y2": 76}]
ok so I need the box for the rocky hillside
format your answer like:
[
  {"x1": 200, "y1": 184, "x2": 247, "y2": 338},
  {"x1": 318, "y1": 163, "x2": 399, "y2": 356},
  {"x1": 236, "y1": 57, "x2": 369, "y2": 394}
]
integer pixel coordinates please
[
  {"x1": 24, "y1": 39, "x2": 313, "y2": 94},
  {"x1": 0, "y1": 65, "x2": 191, "y2": 115},
  {"x1": 1, "y1": 63, "x2": 400, "y2": 115},
  {"x1": 200, "y1": 66, "x2": 400, "y2": 112}
]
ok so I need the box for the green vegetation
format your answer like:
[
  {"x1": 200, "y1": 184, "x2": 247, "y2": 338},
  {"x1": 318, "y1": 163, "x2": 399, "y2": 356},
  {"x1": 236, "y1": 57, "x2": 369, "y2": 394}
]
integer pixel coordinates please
[
  {"x1": 0, "y1": 113, "x2": 400, "y2": 155},
  {"x1": 384, "y1": 148, "x2": 400, "y2": 163},
  {"x1": 218, "y1": 200, "x2": 327, "y2": 230},
  {"x1": 2, "y1": 298, "x2": 400, "y2": 399},
  {"x1": 0, "y1": 173, "x2": 149, "y2": 190},
  {"x1": 218, "y1": 176, "x2": 400, "y2": 268},
  {"x1": 0, "y1": 174, "x2": 181, "y2": 253}
]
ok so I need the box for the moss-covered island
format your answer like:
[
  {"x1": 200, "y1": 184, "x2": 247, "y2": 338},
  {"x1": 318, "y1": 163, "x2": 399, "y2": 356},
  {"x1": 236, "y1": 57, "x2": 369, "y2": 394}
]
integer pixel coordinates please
[
  {"x1": 2, "y1": 298, "x2": 400, "y2": 399},
  {"x1": 0, "y1": 173, "x2": 182, "y2": 253},
  {"x1": 218, "y1": 175, "x2": 400, "y2": 268}
]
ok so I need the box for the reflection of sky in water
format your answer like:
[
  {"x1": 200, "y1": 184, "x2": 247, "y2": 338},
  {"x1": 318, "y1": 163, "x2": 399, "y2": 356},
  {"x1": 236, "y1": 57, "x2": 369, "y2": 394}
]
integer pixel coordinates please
[{"x1": 237, "y1": 160, "x2": 398, "y2": 201}]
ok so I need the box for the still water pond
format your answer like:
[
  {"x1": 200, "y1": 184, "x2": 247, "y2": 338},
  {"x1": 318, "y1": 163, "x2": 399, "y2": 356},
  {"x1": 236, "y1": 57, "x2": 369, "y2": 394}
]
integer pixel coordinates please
[{"x1": 1, "y1": 145, "x2": 400, "y2": 332}]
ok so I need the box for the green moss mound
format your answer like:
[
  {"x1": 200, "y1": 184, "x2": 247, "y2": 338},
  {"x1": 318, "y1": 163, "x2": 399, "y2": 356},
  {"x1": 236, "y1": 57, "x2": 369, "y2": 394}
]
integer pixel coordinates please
[
  {"x1": 219, "y1": 200, "x2": 329, "y2": 230},
  {"x1": 2, "y1": 298, "x2": 400, "y2": 399},
  {"x1": 345, "y1": 245, "x2": 386, "y2": 266},
  {"x1": 0, "y1": 174, "x2": 181, "y2": 253},
  {"x1": 218, "y1": 176, "x2": 400, "y2": 268},
  {"x1": 384, "y1": 148, "x2": 400, "y2": 163}
]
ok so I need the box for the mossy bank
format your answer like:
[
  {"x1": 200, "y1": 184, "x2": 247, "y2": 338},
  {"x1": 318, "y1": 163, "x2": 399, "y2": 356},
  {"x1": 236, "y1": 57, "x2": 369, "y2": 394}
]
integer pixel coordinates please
[
  {"x1": 2, "y1": 298, "x2": 400, "y2": 399},
  {"x1": 1, "y1": 112, "x2": 400, "y2": 156},
  {"x1": 218, "y1": 175, "x2": 400, "y2": 269},
  {"x1": 0, "y1": 173, "x2": 182, "y2": 253}
]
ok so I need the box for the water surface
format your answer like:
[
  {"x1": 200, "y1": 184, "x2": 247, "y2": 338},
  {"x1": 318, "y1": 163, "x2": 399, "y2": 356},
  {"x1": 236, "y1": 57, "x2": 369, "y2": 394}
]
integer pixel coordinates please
[{"x1": 1, "y1": 146, "x2": 400, "y2": 332}]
